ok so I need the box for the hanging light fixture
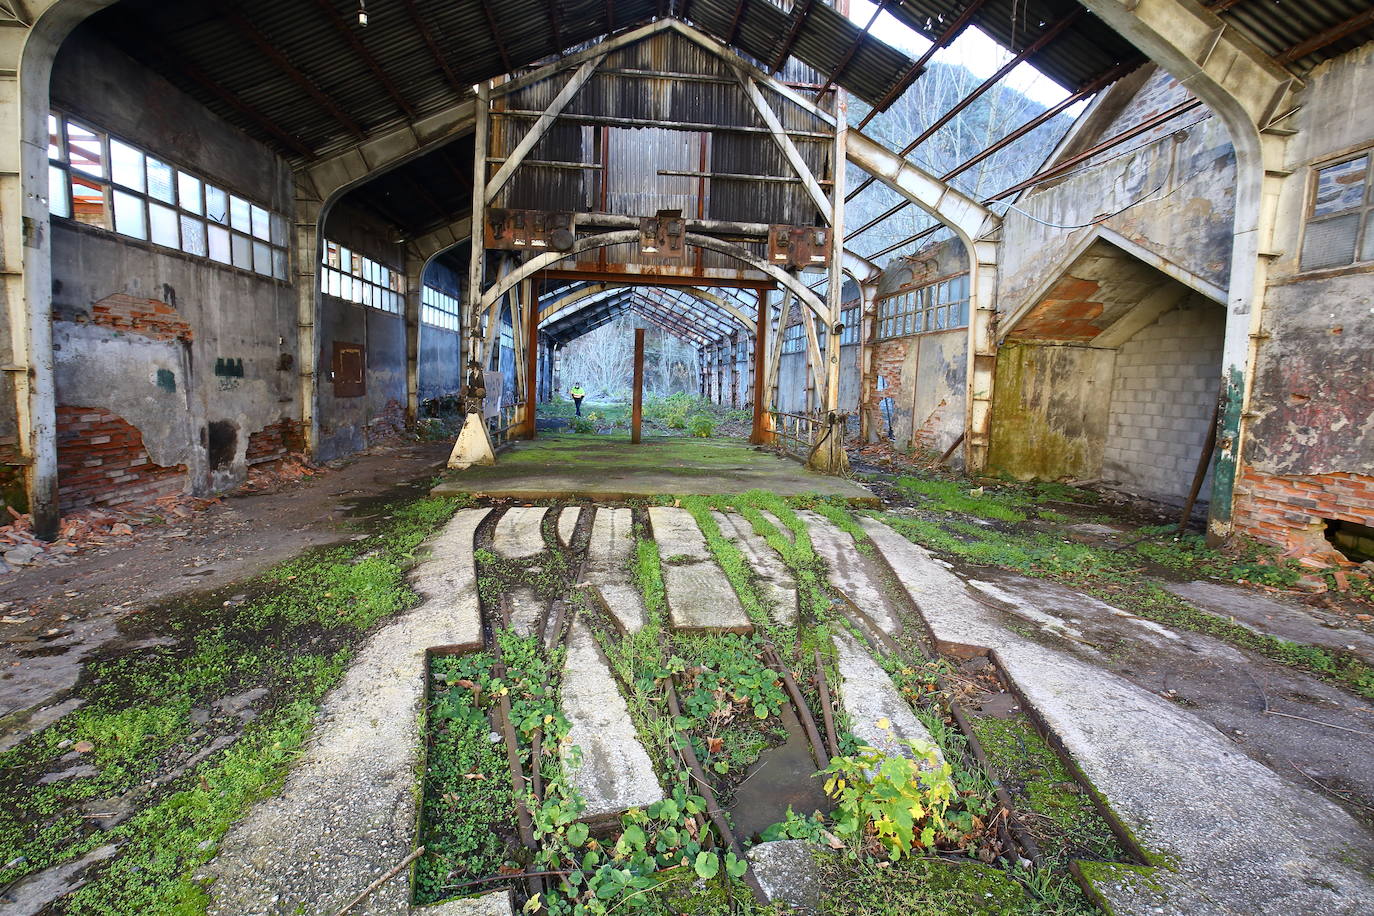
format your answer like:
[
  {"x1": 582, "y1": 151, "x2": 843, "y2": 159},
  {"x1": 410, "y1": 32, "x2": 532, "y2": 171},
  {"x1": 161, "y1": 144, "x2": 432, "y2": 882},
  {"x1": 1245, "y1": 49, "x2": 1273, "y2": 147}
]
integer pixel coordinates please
[{"x1": 357, "y1": 0, "x2": 369, "y2": 27}]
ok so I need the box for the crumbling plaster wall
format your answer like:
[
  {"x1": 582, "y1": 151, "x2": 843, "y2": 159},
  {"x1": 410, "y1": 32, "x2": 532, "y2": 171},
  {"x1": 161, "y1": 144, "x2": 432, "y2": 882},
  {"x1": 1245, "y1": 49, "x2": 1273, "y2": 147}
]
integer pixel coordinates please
[
  {"x1": 870, "y1": 240, "x2": 968, "y2": 455},
  {"x1": 998, "y1": 66, "x2": 1236, "y2": 323},
  {"x1": 1234, "y1": 43, "x2": 1374, "y2": 552},
  {"x1": 48, "y1": 28, "x2": 298, "y2": 506},
  {"x1": 317, "y1": 201, "x2": 408, "y2": 462}
]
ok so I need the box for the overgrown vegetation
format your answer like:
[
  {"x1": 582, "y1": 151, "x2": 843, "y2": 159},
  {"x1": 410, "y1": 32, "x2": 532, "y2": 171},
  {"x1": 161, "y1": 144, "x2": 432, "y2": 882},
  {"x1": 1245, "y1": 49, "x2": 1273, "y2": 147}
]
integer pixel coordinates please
[{"x1": 0, "y1": 495, "x2": 467, "y2": 915}]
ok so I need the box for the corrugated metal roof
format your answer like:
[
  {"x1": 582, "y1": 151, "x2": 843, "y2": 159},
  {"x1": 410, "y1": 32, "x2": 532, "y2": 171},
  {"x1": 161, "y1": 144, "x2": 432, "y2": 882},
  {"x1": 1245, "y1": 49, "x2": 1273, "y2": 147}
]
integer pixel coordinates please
[
  {"x1": 86, "y1": 0, "x2": 917, "y2": 165},
  {"x1": 1214, "y1": 0, "x2": 1374, "y2": 73}
]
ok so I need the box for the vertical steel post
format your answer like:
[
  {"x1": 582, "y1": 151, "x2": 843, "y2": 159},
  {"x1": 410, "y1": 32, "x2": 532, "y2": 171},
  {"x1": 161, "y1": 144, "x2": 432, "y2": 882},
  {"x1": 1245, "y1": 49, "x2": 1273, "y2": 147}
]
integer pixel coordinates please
[
  {"x1": 631, "y1": 327, "x2": 646, "y2": 444},
  {"x1": 751, "y1": 289, "x2": 768, "y2": 444},
  {"x1": 522, "y1": 276, "x2": 538, "y2": 439}
]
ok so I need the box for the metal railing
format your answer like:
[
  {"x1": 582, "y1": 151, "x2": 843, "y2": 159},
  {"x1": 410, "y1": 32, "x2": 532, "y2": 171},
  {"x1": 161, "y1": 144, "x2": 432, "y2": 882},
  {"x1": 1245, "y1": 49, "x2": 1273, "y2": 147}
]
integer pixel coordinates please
[
  {"x1": 489, "y1": 400, "x2": 525, "y2": 448},
  {"x1": 768, "y1": 410, "x2": 823, "y2": 462}
]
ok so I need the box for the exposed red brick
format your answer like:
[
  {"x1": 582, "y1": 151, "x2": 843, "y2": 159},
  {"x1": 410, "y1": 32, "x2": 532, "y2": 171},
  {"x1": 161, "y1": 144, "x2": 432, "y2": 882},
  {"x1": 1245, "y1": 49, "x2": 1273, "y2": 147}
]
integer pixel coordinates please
[
  {"x1": 89, "y1": 293, "x2": 193, "y2": 343},
  {"x1": 1234, "y1": 467, "x2": 1374, "y2": 559},
  {"x1": 56, "y1": 405, "x2": 187, "y2": 512},
  {"x1": 245, "y1": 418, "x2": 307, "y2": 466}
]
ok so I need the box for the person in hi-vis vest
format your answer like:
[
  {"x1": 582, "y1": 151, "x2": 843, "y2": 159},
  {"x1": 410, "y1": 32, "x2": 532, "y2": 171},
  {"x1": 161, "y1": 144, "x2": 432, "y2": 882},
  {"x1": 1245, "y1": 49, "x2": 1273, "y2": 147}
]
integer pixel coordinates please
[{"x1": 570, "y1": 384, "x2": 586, "y2": 416}]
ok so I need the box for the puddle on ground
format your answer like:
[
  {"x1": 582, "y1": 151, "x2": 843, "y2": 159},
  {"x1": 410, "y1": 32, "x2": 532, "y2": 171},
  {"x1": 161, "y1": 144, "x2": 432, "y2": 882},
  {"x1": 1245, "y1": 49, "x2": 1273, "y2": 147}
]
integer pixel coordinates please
[{"x1": 726, "y1": 704, "x2": 832, "y2": 841}]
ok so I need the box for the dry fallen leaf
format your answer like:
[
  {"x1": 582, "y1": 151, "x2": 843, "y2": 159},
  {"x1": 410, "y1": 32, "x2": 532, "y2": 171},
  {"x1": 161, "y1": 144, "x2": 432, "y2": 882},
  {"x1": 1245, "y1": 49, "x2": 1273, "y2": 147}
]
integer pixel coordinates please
[{"x1": 73, "y1": 740, "x2": 95, "y2": 754}]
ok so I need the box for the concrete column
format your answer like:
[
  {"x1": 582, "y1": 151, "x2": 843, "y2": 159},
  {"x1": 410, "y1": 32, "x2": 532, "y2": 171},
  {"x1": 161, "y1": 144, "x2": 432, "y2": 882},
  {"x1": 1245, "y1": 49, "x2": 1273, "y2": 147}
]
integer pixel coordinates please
[
  {"x1": 403, "y1": 251, "x2": 424, "y2": 426},
  {"x1": 964, "y1": 242, "x2": 998, "y2": 471},
  {"x1": 293, "y1": 191, "x2": 324, "y2": 457}
]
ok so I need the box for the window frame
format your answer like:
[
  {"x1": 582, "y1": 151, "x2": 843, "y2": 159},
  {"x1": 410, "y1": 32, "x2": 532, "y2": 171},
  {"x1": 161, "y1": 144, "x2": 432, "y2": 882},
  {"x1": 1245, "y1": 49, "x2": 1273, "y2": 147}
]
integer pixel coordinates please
[
  {"x1": 1300, "y1": 150, "x2": 1374, "y2": 273},
  {"x1": 46, "y1": 109, "x2": 291, "y2": 281},
  {"x1": 320, "y1": 238, "x2": 405, "y2": 315},
  {"x1": 422, "y1": 285, "x2": 462, "y2": 331},
  {"x1": 876, "y1": 272, "x2": 970, "y2": 340}
]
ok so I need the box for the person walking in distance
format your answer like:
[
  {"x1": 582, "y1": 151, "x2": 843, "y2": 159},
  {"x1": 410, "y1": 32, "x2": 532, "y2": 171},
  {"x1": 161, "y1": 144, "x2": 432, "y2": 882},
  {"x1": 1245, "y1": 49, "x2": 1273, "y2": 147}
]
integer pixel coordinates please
[{"x1": 570, "y1": 384, "x2": 586, "y2": 416}]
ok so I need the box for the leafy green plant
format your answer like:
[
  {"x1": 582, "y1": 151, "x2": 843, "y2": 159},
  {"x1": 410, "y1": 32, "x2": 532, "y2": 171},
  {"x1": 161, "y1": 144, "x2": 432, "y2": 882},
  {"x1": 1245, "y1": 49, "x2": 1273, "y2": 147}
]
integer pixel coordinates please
[
  {"x1": 570, "y1": 415, "x2": 597, "y2": 434},
  {"x1": 688, "y1": 414, "x2": 715, "y2": 438},
  {"x1": 895, "y1": 477, "x2": 1028, "y2": 523},
  {"x1": 821, "y1": 727, "x2": 957, "y2": 861}
]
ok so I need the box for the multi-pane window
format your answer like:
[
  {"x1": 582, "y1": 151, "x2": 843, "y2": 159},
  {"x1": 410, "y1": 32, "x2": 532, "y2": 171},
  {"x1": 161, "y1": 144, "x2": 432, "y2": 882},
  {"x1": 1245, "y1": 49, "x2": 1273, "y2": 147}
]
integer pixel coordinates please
[
  {"x1": 321, "y1": 239, "x2": 404, "y2": 314},
  {"x1": 840, "y1": 306, "x2": 860, "y2": 345},
  {"x1": 47, "y1": 112, "x2": 289, "y2": 279},
  {"x1": 779, "y1": 319, "x2": 829, "y2": 354},
  {"x1": 1301, "y1": 152, "x2": 1374, "y2": 271},
  {"x1": 422, "y1": 286, "x2": 461, "y2": 331},
  {"x1": 877, "y1": 274, "x2": 970, "y2": 339}
]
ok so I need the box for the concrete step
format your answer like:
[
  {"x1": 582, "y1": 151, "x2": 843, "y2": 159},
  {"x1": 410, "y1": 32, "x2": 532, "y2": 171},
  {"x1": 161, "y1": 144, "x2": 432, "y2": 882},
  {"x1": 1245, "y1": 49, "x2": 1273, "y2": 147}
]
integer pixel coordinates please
[
  {"x1": 713, "y1": 511, "x2": 798, "y2": 625},
  {"x1": 206, "y1": 508, "x2": 490, "y2": 915},
  {"x1": 833, "y1": 629, "x2": 944, "y2": 767},
  {"x1": 492, "y1": 506, "x2": 548, "y2": 559},
  {"x1": 799, "y1": 511, "x2": 904, "y2": 636},
  {"x1": 648, "y1": 507, "x2": 752, "y2": 633},
  {"x1": 557, "y1": 506, "x2": 582, "y2": 548},
  {"x1": 585, "y1": 508, "x2": 647, "y2": 634},
  {"x1": 859, "y1": 515, "x2": 1374, "y2": 916},
  {"x1": 560, "y1": 618, "x2": 665, "y2": 826}
]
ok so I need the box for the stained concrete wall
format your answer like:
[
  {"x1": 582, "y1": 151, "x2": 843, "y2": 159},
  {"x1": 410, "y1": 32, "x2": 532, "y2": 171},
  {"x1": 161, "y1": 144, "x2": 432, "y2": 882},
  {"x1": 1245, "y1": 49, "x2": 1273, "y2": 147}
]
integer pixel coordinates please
[
  {"x1": 1102, "y1": 295, "x2": 1224, "y2": 503},
  {"x1": 318, "y1": 202, "x2": 408, "y2": 462},
  {"x1": 47, "y1": 27, "x2": 298, "y2": 501},
  {"x1": 987, "y1": 342, "x2": 1116, "y2": 482},
  {"x1": 998, "y1": 66, "x2": 1236, "y2": 324}
]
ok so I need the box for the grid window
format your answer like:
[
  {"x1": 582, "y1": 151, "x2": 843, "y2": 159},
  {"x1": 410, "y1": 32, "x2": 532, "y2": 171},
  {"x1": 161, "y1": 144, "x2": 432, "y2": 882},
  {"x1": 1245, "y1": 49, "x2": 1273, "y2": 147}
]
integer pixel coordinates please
[
  {"x1": 840, "y1": 306, "x2": 859, "y2": 345},
  {"x1": 1301, "y1": 153, "x2": 1374, "y2": 271},
  {"x1": 47, "y1": 110, "x2": 290, "y2": 280},
  {"x1": 780, "y1": 322, "x2": 805, "y2": 355},
  {"x1": 320, "y1": 239, "x2": 404, "y2": 314},
  {"x1": 877, "y1": 274, "x2": 970, "y2": 339},
  {"x1": 422, "y1": 286, "x2": 461, "y2": 331}
]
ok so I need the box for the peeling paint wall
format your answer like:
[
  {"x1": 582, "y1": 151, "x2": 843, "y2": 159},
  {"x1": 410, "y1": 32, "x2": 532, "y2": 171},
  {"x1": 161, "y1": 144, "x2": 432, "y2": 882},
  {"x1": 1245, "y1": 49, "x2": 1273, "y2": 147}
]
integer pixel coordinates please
[
  {"x1": 1232, "y1": 43, "x2": 1374, "y2": 553},
  {"x1": 47, "y1": 29, "x2": 298, "y2": 505},
  {"x1": 998, "y1": 66, "x2": 1236, "y2": 325}
]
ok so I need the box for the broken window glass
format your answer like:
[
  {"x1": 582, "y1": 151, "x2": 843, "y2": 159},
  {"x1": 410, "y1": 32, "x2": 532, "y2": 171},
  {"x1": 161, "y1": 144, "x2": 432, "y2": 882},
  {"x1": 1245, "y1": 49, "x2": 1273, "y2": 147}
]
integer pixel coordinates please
[
  {"x1": 1303, "y1": 153, "x2": 1373, "y2": 271},
  {"x1": 1312, "y1": 156, "x2": 1367, "y2": 217},
  {"x1": 70, "y1": 174, "x2": 107, "y2": 228},
  {"x1": 113, "y1": 189, "x2": 146, "y2": 239},
  {"x1": 66, "y1": 121, "x2": 104, "y2": 178},
  {"x1": 205, "y1": 185, "x2": 228, "y2": 225}
]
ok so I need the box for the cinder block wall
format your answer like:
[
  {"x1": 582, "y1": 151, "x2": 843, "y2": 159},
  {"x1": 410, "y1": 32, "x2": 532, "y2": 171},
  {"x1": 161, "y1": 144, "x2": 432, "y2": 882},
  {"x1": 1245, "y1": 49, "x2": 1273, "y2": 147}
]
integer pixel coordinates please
[{"x1": 1102, "y1": 296, "x2": 1225, "y2": 503}]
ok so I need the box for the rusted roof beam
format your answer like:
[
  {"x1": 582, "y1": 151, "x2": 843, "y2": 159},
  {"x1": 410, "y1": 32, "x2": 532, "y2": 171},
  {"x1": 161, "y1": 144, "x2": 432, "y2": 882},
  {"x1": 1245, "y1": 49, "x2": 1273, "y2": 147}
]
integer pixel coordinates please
[
  {"x1": 727, "y1": 0, "x2": 747, "y2": 45},
  {"x1": 605, "y1": 0, "x2": 616, "y2": 31},
  {"x1": 817, "y1": 0, "x2": 887, "y2": 99},
  {"x1": 113, "y1": 14, "x2": 315, "y2": 160},
  {"x1": 849, "y1": 6, "x2": 1084, "y2": 202},
  {"x1": 857, "y1": 0, "x2": 991, "y2": 127},
  {"x1": 313, "y1": 0, "x2": 417, "y2": 119},
  {"x1": 399, "y1": 0, "x2": 464, "y2": 94},
  {"x1": 215, "y1": 2, "x2": 364, "y2": 140},
  {"x1": 770, "y1": 0, "x2": 815, "y2": 74},
  {"x1": 1275, "y1": 8, "x2": 1374, "y2": 64},
  {"x1": 481, "y1": 2, "x2": 514, "y2": 73},
  {"x1": 1206, "y1": 0, "x2": 1250, "y2": 12}
]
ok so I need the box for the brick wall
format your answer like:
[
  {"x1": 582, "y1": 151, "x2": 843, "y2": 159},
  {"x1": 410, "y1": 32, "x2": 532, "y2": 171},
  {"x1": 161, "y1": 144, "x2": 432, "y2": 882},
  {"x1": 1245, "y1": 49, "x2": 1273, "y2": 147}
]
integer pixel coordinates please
[
  {"x1": 90, "y1": 293, "x2": 193, "y2": 343},
  {"x1": 56, "y1": 406, "x2": 187, "y2": 512},
  {"x1": 1102, "y1": 301, "x2": 1224, "y2": 503},
  {"x1": 365, "y1": 398, "x2": 406, "y2": 445},
  {"x1": 1235, "y1": 469, "x2": 1374, "y2": 558},
  {"x1": 245, "y1": 419, "x2": 307, "y2": 466},
  {"x1": 873, "y1": 339, "x2": 910, "y2": 406}
]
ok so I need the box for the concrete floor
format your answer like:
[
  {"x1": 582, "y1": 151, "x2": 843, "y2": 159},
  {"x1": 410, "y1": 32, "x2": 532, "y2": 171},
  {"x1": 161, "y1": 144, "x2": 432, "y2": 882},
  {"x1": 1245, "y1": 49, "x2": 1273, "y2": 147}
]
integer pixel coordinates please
[{"x1": 431, "y1": 434, "x2": 877, "y2": 503}]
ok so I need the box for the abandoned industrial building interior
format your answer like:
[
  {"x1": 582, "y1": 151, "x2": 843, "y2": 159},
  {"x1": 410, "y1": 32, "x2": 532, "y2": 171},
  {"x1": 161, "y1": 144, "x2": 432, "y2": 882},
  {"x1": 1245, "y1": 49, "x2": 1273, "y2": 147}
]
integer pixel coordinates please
[{"x1": 3, "y1": 0, "x2": 1374, "y2": 913}]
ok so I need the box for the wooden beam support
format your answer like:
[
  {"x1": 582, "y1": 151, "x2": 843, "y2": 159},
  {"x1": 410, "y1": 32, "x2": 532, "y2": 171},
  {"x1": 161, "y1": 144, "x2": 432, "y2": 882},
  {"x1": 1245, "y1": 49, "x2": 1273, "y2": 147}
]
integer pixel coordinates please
[
  {"x1": 481, "y1": 2, "x2": 514, "y2": 73},
  {"x1": 485, "y1": 54, "x2": 607, "y2": 204},
  {"x1": 312, "y1": 0, "x2": 417, "y2": 118},
  {"x1": 523, "y1": 277, "x2": 539, "y2": 438},
  {"x1": 399, "y1": 0, "x2": 465, "y2": 94},
  {"x1": 750, "y1": 288, "x2": 768, "y2": 444},
  {"x1": 631, "y1": 328, "x2": 645, "y2": 443},
  {"x1": 858, "y1": 0, "x2": 991, "y2": 126},
  {"x1": 770, "y1": 0, "x2": 814, "y2": 74},
  {"x1": 736, "y1": 72, "x2": 833, "y2": 218}
]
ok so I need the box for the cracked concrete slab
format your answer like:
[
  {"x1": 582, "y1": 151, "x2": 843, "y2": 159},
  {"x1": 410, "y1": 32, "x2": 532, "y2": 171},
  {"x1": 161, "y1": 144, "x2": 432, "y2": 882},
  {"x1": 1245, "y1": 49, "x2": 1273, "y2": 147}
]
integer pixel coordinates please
[
  {"x1": 493, "y1": 507, "x2": 548, "y2": 559},
  {"x1": 800, "y1": 512, "x2": 903, "y2": 636},
  {"x1": 560, "y1": 618, "x2": 664, "y2": 826},
  {"x1": 585, "y1": 508, "x2": 647, "y2": 634},
  {"x1": 747, "y1": 840, "x2": 820, "y2": 916},
  {"x1": 833, "y1": 630, "x2": 942, "y2": 766},
  {"x1": 204, "y1": 508, "x2": 489, "y2": 916},
  {"x1": 1165, "y1": 579, "x2": 1374, "y2": 665},
  {"x1": 713, "y1": 511, "x2": 797, "y2": 625},
  {"x1": 648, "y1": 508, "x2": 751, "y2": 632},
  {"x1": 861, "y1": 515, "x2": 1374, "y2": 916}
]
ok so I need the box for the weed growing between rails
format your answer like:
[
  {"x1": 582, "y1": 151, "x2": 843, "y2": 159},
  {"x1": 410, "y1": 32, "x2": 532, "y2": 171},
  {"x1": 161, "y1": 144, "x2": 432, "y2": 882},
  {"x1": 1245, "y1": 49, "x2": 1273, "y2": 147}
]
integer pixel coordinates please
[{"x1": 0, "y1": 495, "x2": 469, "y2": 915}]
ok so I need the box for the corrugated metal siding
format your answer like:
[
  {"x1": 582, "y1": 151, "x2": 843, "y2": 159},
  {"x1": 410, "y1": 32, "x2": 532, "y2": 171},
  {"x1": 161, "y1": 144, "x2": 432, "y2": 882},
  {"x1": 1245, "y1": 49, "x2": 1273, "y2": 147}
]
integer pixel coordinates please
[{"x1": 1220, "y1": 0, "x2": 1374, "y2": 72}]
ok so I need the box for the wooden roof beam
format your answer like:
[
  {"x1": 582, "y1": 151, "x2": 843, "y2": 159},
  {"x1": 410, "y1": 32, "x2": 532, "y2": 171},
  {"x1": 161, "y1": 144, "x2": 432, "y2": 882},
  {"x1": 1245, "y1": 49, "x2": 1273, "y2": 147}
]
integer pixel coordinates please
[
  {"x1": 312, "y1": 0, "x2": 418, "y2": 119},
  {"x1": 770, "y1": 0, "x2": 814, "y2": 74},
  {"x1": 481, "y1": 2, "x2": 514, "y2": 73},
  {"x1": 399, "y1": 0, "x2": 465, "y2": 94}
]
